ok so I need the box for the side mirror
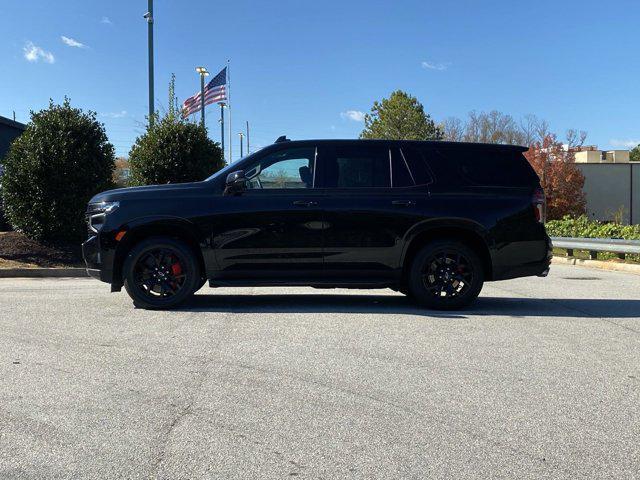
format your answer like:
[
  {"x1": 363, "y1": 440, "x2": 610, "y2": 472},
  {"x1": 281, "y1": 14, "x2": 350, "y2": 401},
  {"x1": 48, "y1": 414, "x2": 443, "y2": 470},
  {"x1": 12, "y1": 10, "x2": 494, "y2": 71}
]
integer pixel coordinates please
[{"x1": 224, "y1": 170, "x2": 247, "y2": 195}]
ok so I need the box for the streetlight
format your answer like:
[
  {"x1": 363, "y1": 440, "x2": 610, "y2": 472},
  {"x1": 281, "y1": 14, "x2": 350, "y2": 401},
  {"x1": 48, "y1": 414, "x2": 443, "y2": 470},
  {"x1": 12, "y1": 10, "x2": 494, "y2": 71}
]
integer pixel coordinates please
[
  {"x1": 144, "y1": 1, "x2": 154, "y2": 126},
  {"x1": 238, "y1": 132, "x2": 245, "y2": 158},
  {"x1": 195, "y1": 66, "x2": 209, "y2": 128}
]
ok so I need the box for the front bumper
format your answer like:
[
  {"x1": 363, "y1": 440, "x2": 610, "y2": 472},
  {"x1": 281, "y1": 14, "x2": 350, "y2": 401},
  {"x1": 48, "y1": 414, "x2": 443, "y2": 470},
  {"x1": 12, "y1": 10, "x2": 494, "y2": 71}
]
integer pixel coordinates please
[{"x1": 82, "y1": 235, "x2": 112, "y2": 284}]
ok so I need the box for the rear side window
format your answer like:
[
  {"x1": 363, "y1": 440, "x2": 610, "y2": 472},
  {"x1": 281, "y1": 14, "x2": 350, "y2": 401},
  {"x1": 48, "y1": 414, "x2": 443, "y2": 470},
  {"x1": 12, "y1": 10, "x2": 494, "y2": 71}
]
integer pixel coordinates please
[
  {"x1": 324, "y1": 146, "x2": 390, "y2": 188},
  {"x1": 419, "y1": 146, "x2": 539, "y2": 187}
]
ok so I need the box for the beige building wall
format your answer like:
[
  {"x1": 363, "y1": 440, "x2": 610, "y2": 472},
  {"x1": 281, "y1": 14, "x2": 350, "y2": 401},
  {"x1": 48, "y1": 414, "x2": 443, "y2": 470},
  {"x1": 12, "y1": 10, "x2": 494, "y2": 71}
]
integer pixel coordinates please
[
  {"x1": 575, "y1": 150, "x2": 630, "y2": 163},
  {"x1": 574, "y1": 150, "x2": 602, "y2": 163}
]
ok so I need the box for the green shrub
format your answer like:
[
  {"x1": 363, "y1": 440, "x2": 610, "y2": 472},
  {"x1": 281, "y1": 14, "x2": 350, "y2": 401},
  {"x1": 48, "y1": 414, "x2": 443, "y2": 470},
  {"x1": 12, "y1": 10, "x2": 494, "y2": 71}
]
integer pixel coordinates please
[
  {"x1": 128, "y1": 115, "x2": 224, "y2": 186},
  {"x1": 0, "y1": 99, "x2": 115, "y2": 242},
  {"x1": 546, "y1": 215, "x2": 640, "y2": 240}
]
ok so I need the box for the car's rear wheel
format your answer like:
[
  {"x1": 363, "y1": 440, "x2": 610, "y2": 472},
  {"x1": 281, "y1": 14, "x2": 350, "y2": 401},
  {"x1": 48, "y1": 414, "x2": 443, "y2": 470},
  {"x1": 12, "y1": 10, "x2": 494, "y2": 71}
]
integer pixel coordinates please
[
  {"x1": 123, "y1": 237, "x2": 200, "y2": 309},
  {"x1": 408, "y1": 240, "x2": 484, "y2": 309}
]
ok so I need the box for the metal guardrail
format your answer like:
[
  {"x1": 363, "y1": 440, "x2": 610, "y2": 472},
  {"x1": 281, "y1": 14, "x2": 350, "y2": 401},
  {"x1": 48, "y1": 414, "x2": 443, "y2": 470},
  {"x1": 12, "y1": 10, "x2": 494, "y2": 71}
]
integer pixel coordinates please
[{"x1": 551, "y1": 236, "x2": 640, "y2": 260}]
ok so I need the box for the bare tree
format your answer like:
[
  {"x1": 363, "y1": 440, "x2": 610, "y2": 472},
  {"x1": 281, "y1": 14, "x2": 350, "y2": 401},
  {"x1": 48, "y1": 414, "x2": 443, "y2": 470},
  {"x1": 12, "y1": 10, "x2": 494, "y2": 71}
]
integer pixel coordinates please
[
  {"x1": 534, "y1": 118, "x2": 551, "y2": 142},
  {"x1": 565, "y1": 129, "x2": 588, "y2": 148},
  {"x1": 462, "y1": 110, "x2": 524, "y2": 145},
  {"x1": 438, "y1": 110, "x2": 587, "y2": 148},
  {"x1": 441, "y1": 117, "x2": 465, "y2": 142},
  {"x1": 519, "y1": 114, "x2": 543, "y2": 145}
]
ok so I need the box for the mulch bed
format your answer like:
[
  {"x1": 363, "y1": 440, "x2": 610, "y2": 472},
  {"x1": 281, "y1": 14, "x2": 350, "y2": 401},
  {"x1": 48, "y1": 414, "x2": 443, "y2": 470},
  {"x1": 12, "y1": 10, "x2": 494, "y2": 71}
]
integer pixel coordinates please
[{"x1": 0, "y1": 231, "x2": 84, "y2": 268}]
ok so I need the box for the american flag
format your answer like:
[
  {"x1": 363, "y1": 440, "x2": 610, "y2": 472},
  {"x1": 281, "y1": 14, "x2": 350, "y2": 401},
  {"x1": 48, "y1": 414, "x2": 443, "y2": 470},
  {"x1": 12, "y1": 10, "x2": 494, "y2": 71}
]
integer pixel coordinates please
[{"x1": 182, "y1": 67, "x2": 227, "y2": 118}]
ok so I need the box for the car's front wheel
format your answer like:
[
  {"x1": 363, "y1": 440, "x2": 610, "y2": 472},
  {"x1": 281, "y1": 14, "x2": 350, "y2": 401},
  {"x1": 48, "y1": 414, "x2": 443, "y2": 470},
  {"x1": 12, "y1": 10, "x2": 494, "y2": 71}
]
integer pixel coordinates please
[
  {"x1": 408, "y1": 240, "x2": 484, "y2": 310},
  {"x1": 123, "y1": 237, "x2": 200, "y2": 309}
]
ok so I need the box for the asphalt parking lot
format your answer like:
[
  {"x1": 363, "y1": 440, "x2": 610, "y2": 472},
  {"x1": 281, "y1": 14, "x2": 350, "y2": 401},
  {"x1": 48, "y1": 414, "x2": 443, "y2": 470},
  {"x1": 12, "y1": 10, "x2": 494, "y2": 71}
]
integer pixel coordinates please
[{"x1": 1, "y1": 264, "x2": 639, "y2": 479}]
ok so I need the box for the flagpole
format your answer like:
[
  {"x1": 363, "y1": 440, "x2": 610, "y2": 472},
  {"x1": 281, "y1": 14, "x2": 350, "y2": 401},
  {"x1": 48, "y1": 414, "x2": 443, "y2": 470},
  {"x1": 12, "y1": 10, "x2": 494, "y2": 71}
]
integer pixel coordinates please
[
  {"x1": 227, "y1": 59, "x2": 232, "y2": 162},
  {"x1": 220, "y1": 103, "x2": 225, "y2": 161},
  {"x1": 200, "y1": 71, "x2": 205, "y2": 128}
]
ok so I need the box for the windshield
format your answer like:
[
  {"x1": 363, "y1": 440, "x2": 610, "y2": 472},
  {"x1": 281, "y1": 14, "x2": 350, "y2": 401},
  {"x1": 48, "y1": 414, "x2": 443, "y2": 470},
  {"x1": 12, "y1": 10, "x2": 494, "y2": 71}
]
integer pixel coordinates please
[{"x1": 205, "y1": 149, "x2": 263, "y2": 181}]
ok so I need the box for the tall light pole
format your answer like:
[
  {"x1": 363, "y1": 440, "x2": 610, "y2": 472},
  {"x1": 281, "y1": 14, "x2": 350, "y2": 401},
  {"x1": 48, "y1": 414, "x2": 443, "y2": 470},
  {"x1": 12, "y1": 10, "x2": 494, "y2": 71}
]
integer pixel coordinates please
[
  {"x1": 144, "y1": 1, "x2": 154, "y2": 126},
  {"x1": 246, "y1": 121, "x2": 250, "y2": 154},
  {"x1": 238, "y1": 132, "x2": 244, "y2": 158},
  {"x1": 195, "y1": 67, "x2": 209, "y2": 128}
]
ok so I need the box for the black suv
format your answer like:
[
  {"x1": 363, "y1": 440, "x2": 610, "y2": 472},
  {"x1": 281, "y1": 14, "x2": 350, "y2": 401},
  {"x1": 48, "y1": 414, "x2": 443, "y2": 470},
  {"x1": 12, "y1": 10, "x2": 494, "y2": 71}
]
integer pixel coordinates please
[{"x1": 82, "y1": 138, "x2": 551, "y2": 310}]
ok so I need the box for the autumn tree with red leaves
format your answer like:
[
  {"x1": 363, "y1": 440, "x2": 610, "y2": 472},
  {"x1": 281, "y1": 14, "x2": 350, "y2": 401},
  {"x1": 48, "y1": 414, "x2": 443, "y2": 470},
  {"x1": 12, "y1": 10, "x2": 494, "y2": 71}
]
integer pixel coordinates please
[{"x1": 524, "y1": 135, "x2": 586, "y2": 220}]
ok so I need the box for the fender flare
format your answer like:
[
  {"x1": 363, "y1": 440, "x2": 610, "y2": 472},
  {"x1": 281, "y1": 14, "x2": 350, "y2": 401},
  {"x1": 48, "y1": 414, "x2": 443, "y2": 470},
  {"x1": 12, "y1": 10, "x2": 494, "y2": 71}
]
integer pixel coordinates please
[
  {"x1": 111, "y1": 215, "x2": 207, "y2": 286},
  {"x1": 399, "y1": 218, "x2": 493, "y2": 278}
]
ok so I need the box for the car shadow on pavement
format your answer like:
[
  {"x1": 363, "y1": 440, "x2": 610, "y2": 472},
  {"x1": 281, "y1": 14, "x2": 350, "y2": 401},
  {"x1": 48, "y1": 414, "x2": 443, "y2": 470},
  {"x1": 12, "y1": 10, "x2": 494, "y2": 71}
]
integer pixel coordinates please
[{"x1": 179, "y1": 293, "x2": 640, "y2": 319}]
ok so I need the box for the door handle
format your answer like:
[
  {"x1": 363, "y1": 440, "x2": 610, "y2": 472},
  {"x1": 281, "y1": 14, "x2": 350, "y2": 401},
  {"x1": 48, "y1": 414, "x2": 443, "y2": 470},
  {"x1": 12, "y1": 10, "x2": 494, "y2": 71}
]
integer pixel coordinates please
[
  {"x1": 391, "y1": 200, "x2": 415, "y2": 207},
  {"x1": 293, "y1": 200, "x2": 319, "y2": 207}
]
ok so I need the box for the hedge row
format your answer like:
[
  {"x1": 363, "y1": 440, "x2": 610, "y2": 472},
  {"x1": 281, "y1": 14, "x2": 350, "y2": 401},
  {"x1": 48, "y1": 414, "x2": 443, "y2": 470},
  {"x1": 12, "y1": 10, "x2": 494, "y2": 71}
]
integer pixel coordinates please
[
  {"x1": 1, "y1": 98, "x2": 224, "y2": 243},
  {"x1": 546, "y1": 216, "x2": 640, "y2": 240}
]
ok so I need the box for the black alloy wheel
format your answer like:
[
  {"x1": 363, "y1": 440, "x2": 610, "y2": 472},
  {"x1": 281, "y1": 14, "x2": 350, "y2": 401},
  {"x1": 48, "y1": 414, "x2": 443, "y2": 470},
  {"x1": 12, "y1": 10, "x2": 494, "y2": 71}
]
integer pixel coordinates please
[
  {"x1": 408, "y1": 240, "x2": 484, "y2": 309},
  {"x1": 422, "y1": 251, "x2": 474, "y2": 298},
  {"x1": 123, "y1": 237, "x2": 200, "y2": 309},
  {"x1": 134, "y1": 248, "x2": 187, "y2": 298}
]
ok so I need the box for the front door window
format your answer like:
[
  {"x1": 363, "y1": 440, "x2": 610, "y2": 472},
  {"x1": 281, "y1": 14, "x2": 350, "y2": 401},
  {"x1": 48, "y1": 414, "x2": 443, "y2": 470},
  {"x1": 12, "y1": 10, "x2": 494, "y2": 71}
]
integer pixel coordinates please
[{"x1": 245, "y1": 147, "x2": 316, "y2": 189}]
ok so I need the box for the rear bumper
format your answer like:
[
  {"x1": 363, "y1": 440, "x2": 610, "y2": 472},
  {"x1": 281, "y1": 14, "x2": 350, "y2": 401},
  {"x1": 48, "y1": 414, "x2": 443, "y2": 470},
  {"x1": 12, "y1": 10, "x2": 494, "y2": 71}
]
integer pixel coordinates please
[{"x1": 492, "y1": 236, "x2": 553, "y2": 281}]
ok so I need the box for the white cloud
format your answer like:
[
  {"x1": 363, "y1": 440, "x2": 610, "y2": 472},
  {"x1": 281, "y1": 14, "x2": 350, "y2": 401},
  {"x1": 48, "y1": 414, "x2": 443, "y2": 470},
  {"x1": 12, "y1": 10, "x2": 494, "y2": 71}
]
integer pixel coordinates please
[
  {"x1": 610, "y1": 139, "x2": 640, "y2": 149},
  {"x1": 23, "y1": 42, "x2": 55, "y2": 63},
  {"x1": 61, "y1": 36, "x2": 87, "y2": 48},
  {"x1": 340, "y1": 110, "x2": 365, "y2": 122},
  {"x1": 421, "y1": 61, "x2": 450, "y2": 71},
  {"x1": 101, "y1": 16, "x2": 113, "y2": 25},
  {"x1": 101, "y1": 111, "x2": 128, "y2": 119}
]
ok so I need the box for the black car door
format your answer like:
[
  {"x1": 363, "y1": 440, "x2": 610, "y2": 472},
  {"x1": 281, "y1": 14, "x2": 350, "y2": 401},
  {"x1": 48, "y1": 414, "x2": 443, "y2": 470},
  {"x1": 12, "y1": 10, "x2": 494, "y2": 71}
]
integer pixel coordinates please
[
  {"x1": 210, "y1": 145, "x2": 325, "y2": 279},
  {"x1": 316, "y1": 143, "x2": 427, "y2": 279}
]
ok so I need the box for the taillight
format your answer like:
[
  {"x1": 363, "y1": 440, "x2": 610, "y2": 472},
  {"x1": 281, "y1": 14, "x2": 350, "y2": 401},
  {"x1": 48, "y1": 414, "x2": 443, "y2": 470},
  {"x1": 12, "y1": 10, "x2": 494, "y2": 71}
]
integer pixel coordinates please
[{"x1": 532, "y1": 188, "x2": 545, "y2": 223}]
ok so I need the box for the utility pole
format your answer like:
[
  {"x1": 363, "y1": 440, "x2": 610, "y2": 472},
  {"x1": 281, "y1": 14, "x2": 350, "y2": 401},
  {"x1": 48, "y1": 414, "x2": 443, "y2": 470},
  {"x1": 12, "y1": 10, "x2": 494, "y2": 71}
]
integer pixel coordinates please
[
  {"x1": 145, "y1": 0, "x2": 154, "y2": 126},
  {"x1": 219, "y1": 103, "x2": 225, "y2": 161},
  {"x1": 246, "y1": 121, "x2": 250, "y2": 154},
  {"x1": 195, "y1": 67, "x2": 209, "y2": 128},
  {"x1": 238, "y1": 132, "x2": 244, "y2": 158}
]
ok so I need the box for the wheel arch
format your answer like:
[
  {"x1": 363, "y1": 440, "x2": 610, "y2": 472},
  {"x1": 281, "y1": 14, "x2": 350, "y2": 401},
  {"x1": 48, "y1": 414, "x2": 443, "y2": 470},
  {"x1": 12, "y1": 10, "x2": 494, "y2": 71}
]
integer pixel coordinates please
[
  {"x1": 401, "y1": 221, "x2": 493, "y2": 284},
  {"x1": 111, "y1": 217, "x2": 207, "y2": 290}
]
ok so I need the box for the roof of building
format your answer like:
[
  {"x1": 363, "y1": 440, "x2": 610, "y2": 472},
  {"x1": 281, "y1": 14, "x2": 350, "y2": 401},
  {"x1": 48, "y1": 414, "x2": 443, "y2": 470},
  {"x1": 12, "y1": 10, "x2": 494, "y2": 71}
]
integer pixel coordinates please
[{"x1": 0, "y1": 115, "x2": 26, "y2": 131}]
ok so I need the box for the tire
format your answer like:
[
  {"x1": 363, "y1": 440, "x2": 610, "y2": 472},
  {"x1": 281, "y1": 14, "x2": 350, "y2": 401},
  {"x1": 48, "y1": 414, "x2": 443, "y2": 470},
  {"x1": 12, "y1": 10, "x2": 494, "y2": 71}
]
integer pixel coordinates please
[
  {"x1": 123, "y1": 236, "x2": 200, "y2": 309},
  {"x1": 408, "y1": 240, "x2": 484, "y2": 310}
]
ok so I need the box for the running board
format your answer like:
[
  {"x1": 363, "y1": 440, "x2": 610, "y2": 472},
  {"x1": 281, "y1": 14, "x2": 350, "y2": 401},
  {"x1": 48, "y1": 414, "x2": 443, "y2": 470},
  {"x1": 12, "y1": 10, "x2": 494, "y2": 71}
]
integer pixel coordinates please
[{"x1": 208, "y1": 278, "x2": 396, "y2": 289}]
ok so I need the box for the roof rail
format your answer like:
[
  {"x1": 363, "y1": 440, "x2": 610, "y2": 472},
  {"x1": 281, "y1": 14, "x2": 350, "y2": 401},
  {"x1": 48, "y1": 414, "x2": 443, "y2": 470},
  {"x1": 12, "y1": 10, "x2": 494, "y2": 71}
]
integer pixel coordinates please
[{"x1": 274, "y1": 135, "x2": 290, "y2": 143}]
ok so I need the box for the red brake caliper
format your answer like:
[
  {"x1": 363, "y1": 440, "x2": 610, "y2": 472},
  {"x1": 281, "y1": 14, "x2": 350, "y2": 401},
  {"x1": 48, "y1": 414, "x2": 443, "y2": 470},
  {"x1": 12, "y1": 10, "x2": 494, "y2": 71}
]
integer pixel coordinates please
[{"x1": 171, "y1": 262, "x2": 182, "y2": 276}]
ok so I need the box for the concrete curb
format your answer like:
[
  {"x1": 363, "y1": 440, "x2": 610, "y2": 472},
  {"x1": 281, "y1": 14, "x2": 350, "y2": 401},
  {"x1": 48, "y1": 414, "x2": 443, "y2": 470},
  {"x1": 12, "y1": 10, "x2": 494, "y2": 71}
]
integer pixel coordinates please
[
  {"x1": 552, "y1": 256, "x2": 640, "y2": 275},
  {"x1": 0, "y1": 268, "x2": 89, "y2": 278}
]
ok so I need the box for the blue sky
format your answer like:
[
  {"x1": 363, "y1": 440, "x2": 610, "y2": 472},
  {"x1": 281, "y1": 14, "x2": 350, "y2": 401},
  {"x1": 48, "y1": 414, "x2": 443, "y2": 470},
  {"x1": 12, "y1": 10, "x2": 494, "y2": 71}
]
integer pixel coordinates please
[{"x1": 1, "y1": 0, "x2": 639, "y2": 158}]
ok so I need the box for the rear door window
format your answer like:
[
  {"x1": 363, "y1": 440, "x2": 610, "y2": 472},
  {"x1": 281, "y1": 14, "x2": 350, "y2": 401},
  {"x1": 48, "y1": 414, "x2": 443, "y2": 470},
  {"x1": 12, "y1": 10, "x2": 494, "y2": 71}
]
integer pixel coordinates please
[
  {"x1": 390, "y1": 148, "x2": 415, "y2": 188},
  {"x1": 322, "y1": 146, "x2": 391, "y2": 188},
  {"x1": 399, "y1": 147, "x2": 434, "y2": 186}
]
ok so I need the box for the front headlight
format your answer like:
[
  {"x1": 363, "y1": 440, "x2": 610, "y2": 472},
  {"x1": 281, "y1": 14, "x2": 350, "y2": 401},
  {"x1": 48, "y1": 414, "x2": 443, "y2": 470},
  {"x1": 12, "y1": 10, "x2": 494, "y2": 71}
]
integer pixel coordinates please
[
  {"x1": 88, "y1": 201, "x2": 120, "y2": 215},
  {"x1": 87, "y1": 201, "x2": 120, "y2": 233}
]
